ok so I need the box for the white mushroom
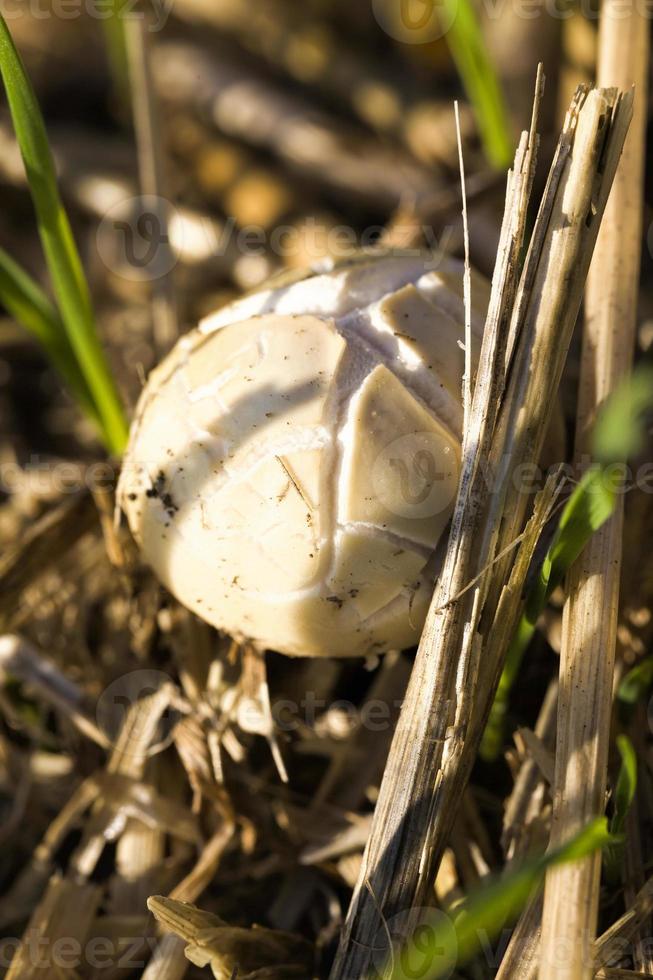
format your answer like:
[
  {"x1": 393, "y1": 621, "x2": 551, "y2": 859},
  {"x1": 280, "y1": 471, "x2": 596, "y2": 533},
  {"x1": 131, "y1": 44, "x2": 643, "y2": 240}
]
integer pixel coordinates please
[{"x1": 118, "y1": 253, "x2": 490, "y2": 657}]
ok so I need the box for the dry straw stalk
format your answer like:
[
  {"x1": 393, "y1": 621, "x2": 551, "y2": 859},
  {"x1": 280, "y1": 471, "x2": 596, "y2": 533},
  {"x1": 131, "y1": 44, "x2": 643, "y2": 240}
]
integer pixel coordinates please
[
  {"x1": 124, "y1": 15, "x2": 178, "y2": 355},
  {"x1": 538, "y1": 2, "x2": 650, "y2": 977},
  {"x1": 330, "y1": 73, "x2": 633, "y2": 979}
]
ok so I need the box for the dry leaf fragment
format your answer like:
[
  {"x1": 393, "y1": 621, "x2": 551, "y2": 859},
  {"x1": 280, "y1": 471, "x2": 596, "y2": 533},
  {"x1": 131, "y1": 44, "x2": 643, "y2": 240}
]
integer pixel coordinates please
[{"x1": 148, "y1": 896, "x2": 314, "y2": 979}]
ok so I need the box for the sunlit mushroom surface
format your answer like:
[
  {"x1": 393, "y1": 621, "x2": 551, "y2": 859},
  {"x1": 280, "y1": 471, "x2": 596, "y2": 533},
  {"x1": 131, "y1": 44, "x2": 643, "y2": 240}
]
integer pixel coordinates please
[{"x1": 119, "y1": 254, "x2": 489, "y2": 656}]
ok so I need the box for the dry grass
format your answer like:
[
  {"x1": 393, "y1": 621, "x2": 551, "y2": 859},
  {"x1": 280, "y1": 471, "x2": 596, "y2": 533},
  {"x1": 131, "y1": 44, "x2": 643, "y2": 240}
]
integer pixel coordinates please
[
  {"x1": 538, "y1": 5, "x2": 650, "y2": 977},
  {"x1": 329, "y1": 76, "x2": 633, "y2": 980}
]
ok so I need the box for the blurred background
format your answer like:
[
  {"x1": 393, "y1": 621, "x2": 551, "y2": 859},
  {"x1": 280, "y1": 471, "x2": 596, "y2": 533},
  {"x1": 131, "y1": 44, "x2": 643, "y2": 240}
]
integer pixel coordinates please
[{"x1": 5, "y1": 0, "x2": 650, "y2": 467}]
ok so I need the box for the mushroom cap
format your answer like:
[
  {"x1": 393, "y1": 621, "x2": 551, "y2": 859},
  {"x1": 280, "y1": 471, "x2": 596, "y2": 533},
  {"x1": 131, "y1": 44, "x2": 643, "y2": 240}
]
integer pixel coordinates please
[{"x1": 118, "y1": 253, "x2": 489, "y2": 656}]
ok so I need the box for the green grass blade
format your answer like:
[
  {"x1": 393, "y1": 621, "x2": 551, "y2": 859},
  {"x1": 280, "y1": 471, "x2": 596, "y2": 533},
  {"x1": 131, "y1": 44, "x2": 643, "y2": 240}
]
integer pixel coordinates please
[
  {"x1": 618, "y1": 655, "x2": 653, "y2": 706},
  {"x1": 610, "y1": 735, "x2": 637, "y2": 838},
  {"x1": 0, "y1": 14, "x2": 128, "y2": 453},
  {"x1": 525, "y1": 466, "x2": 618, "y2": 623},
  {"x1": 387, "y1": 818, "x2": 617, "y2": 980},
  {"x1": 101, "y1": 0, "x2": 131, "y2": 108},
  {"x1": 604, "y1": 735, "x2": 637, "y2": 883},
  {"x1": 594, "y1": 366, "x2": 653, "y2": 465},
  {"x1": 481, "y1": 467, "x2": 617, "y2": 759},
  {"x1": 441, "y1": 0, "x2": 513, "y2": 169},
  {"x1": 0, "y1": 246, "x2": 98, "y2": 420},
  {"x1": 482, "y1": 365, "x2": 653, "y2": 760}
]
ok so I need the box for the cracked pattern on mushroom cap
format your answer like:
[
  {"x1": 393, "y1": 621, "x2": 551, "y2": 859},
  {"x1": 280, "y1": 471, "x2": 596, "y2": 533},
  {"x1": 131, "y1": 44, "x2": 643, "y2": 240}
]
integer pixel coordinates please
[{"x1": 119, "y1": 254, "x2": 489, "y2": 657}]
